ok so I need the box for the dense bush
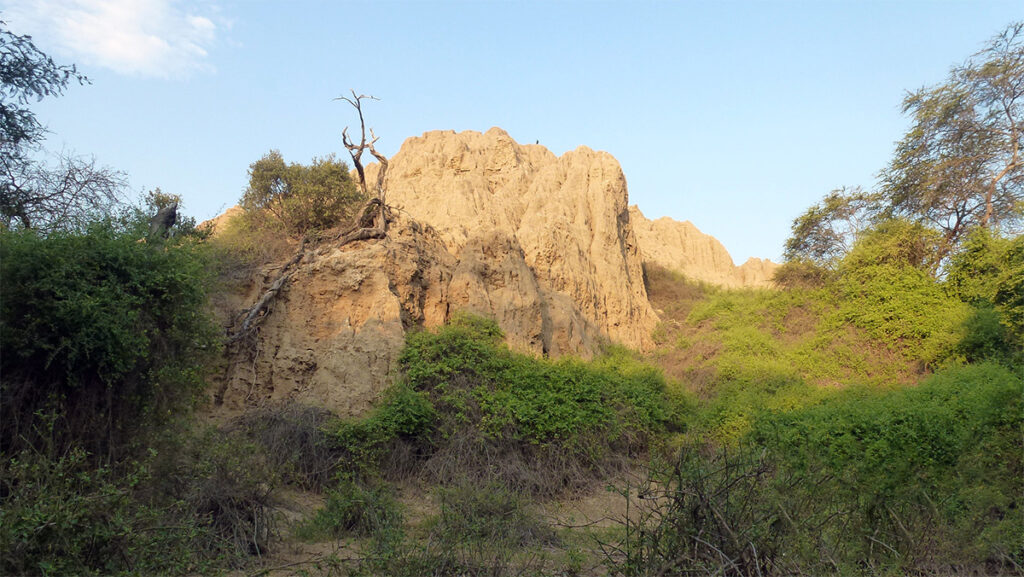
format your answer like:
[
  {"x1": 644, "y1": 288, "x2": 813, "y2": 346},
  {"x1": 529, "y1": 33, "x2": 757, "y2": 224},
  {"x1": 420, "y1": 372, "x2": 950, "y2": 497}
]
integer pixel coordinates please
[
  {"x1": 755, "y1": 362, "x2": 1023, "y2": 569},
  {"x1": 241, "y1": 150, "x2": 365, "y2": 236},
  {"x1": 834, "y1": 261, "x2": 970, "y2": 367},
  {"x1": 0, "y1": 219, "x2": 219, "y2": 460},
  {"x1": 0, "y1": 449, "x2": 202, "y2": 576},
  {"x1": 233, "y1": 403, "x2": 340, "y2": 491},
  {"x1": 298, "y1": 478, "x2": 404, "y2": 546},
  {"x1": 329, "y1": 313, "x2": 670, "y2": 497}
]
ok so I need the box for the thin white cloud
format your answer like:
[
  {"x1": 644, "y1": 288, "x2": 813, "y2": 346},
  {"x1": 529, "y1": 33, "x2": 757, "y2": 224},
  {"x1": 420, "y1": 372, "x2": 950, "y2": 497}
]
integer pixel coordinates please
[{"x1": 3, "y1": 0, "x2": 219, "y2": 78}]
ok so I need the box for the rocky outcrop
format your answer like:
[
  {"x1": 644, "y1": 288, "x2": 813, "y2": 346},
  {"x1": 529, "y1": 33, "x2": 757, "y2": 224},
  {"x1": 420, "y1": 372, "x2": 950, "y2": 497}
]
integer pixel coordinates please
[
  {"x1": 378, "y1": 127, "x2": 656, "y2": 351},
  {"x1": 214, "y1": 217, "x2": 449, "y2": 415},
  {"x1": 628, "y1": 206, "x2": 778, "y2": 288},
  {"x1": 214, "y1": 129, "x2": 656, "y2": 414}
]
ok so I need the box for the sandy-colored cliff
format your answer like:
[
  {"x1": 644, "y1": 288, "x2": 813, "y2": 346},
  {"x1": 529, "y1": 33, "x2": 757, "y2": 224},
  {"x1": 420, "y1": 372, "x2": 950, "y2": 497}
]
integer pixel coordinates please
[
  {"x1": 215, "y1": 129, "x2": 657, "y2": 414},
  {"x1": 375, "y1": 127, "x2": 656, "y2": 350},
  {"x1": 629, "y1": 206, "x2": 778, "y2": 288}
]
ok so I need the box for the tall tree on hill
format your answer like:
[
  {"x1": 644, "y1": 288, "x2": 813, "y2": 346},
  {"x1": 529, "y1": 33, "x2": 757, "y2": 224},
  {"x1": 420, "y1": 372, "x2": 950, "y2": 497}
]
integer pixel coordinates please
[
  {"x1": 786, "y1": 22, "x2": 1024, "y2": 271},
  {"x1": 882, "y1": 21, "x2": 1024, "y2": 256}
]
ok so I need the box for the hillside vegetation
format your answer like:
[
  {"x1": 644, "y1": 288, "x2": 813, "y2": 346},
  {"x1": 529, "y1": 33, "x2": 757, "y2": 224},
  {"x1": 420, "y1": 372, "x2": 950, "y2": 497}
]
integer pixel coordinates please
[{"x1": 1, "y1": 19, "x2": 1022, "y2": 577}]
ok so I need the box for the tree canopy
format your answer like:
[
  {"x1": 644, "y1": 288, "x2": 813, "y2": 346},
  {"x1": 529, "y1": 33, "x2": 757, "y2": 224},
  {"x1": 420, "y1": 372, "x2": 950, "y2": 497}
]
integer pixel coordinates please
[
  {"x1": 786, "y1": 21, "x2": 1024, "y2": 270},
  {"x1": 882, "y1": 21, "x2": 1024, "y2": 251},
  {"x1": 241, "y1": 150, "x2": 364, "y2": 236},
  {"x1": 0, "y1": 21, "x2": 123, "y2": 232}
]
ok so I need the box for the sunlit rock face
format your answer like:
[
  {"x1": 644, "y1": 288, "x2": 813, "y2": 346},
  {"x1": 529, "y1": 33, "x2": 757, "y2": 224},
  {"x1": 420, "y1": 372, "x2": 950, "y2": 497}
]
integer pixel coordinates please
[
  {"x1": 628, "y1": 206, "x2": 778, "y2": 288},
  {"x1": 377, "y1": 127, "x2": 657, "y2": 353}
]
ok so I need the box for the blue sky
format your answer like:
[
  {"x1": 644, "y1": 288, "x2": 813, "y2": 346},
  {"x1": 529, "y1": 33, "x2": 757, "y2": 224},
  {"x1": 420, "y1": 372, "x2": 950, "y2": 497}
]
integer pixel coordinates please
[{"x1": 4, "y1": 1, "x2": 1021, "y2": 263}]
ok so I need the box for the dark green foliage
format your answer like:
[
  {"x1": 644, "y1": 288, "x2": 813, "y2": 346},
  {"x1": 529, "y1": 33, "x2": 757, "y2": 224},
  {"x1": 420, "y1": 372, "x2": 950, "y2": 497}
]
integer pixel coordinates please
[
  {"x1": 0, "y1": 426, "x2": 275, "y2": 576},
  {"x1": 0, "y1": 220, "x2": 219, "y2": 459},
  {"x1": 330, "y1": 313, "x2": 668, "y2": 497},
  {"x1": 241, "y1": 149, "x2": 365, "y2": 236},
  {"x1": 946, "y1": 228, "x2": 1012, "y2": 304},
  {"x1": 299, "y1": 479, "x2": 404, "y2": 542},
  {"x1": 992, "y1": 235, "x2": 1024, "y2": 348},
  {"x1": 956, "y1": 304, "x2": 1013, "y2": 363},
  {"x1": 0, "y1": 448, "x2": 202, "y2": 576}
]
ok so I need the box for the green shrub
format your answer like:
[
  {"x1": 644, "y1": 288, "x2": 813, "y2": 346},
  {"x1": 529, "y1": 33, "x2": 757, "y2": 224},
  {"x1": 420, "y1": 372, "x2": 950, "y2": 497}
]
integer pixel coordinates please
[
  {"x1": 329, "y1": 314, "x2": 669, "y2": 497},
  {"x1": 754, "y1": 362, "x2": 1023, "y2": 571},
  {"x1": 0, "y1": 438, "x2": 261, "y2": 576},
  {"x1": 613, "y1": 363, "x2": 1022, "y2": 575},
  {"x1": 0, "y1": 220, "x2": 219, "y2": 460},
  {"x1": 834, "y1": 262, "x2": 970, "y2": 367},
  {"x1": 300, "y1": 479, "x2": 404, "y2": 543},
  {"x1": 993, "y1": 235, "x2": 1024, "y2": 349},
  {"x1": 946, "y1": 228, "x2": 1012, "y2": 305},
  {"x1": 955, "y1": 303, "x2": 1013, "y2": 363},
  {"x1": 241, "y1": 150, "x2": 365, "y2": 236},
  {"x1": 330, "y1": 383, "x2": 437, "y2": 481}
]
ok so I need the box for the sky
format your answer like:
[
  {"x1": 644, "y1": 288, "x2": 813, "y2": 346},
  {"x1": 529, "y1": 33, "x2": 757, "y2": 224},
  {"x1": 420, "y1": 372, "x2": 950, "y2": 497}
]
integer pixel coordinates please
[{"x1": 3, "y1": 0, "x2": 1021, "y2": 264}]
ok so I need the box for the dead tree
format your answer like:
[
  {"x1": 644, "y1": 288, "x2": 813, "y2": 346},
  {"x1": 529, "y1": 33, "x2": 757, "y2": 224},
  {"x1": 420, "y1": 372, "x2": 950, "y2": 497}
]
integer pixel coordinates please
[{"x1": 335, "y1": 90, "x2": 390, "y2": 237}]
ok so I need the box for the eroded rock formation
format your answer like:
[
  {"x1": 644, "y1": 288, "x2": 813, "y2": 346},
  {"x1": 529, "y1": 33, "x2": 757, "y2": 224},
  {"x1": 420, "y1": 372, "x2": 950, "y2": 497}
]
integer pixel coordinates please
[
  {"x1": 629, "y1": 206, "x2": 778, "y2": 288},
  {"x1": 213, "y1": 128, "x2": 776, "y2": 415},
  {"x1": 215, "y1": 128, "x2": 656, "y2": 415}
]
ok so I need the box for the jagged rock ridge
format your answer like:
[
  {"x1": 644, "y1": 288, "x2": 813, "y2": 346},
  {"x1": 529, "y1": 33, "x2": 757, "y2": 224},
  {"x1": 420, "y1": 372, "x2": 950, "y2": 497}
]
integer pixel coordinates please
[{"x1": 629, "y1": 206, "x2": 778, "y2": 288}]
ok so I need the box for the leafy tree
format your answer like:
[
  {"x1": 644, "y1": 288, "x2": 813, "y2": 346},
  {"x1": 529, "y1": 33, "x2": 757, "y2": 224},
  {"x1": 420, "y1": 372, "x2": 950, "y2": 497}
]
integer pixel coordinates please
[
  {"x1": 882, "y1": 21, "x2": 1024, "y2": 254},
  {"x1": 786, "y1": 23, "x2": 1024, "y2": 273},
  {"x1": 0, "y1": 217, "x2": 219, "y2": 460},
  {"x1": 0, "y1": 21, "x2": 124, "y2": 231},
  {"x1": 783, "y1": 186, "x2": 879, "y2": 267},
  {"x1": 241, "y1": 150, "x2": 364, "y2": 236},
  {"x1": 0, "y1": 21, "x2": 85, "y2": 151}
]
